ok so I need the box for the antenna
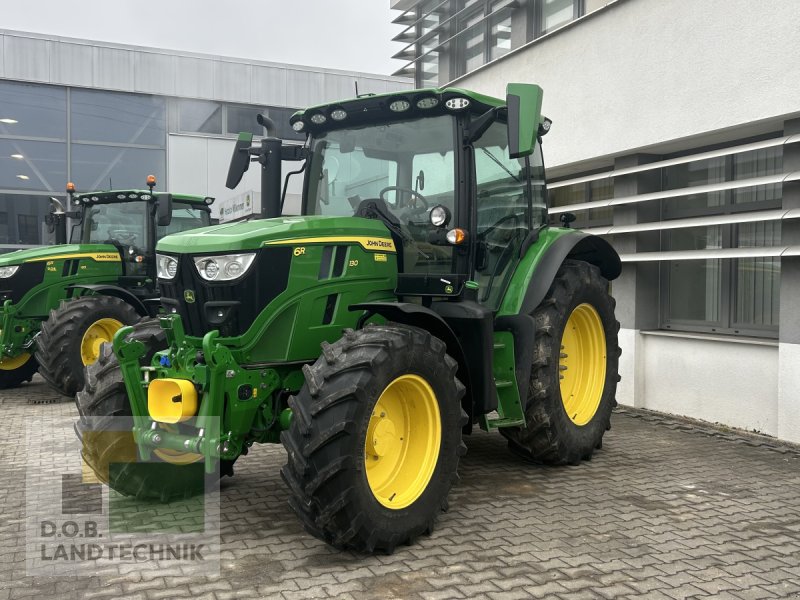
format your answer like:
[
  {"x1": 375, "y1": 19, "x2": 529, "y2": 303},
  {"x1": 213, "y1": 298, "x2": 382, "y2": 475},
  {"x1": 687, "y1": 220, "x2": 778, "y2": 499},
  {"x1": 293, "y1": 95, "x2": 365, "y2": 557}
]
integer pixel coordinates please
[{"x1": 354, "y1": 80, "x2": 359, "y2": 97}]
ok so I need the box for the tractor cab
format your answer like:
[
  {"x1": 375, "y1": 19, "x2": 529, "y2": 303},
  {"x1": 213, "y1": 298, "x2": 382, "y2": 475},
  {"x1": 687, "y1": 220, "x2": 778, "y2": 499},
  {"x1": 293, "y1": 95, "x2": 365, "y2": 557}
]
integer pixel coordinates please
[{"x1": 48, "y1": 177, "x2": 214, "y2": 294}]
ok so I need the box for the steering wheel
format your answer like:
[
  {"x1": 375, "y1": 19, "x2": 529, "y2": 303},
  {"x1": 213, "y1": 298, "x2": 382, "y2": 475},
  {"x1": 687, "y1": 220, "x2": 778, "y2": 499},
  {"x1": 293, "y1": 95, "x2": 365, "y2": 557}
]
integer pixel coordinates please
[{"x1": 379, "y1": 186, "x2": 429, "y2": 212}]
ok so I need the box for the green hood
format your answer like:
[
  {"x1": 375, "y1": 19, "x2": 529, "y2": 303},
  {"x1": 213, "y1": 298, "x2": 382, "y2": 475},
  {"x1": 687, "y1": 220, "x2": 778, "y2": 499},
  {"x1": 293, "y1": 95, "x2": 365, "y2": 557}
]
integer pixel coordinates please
[
  {"x1": 0, "y1": 244, "x2": 121, "y2": 266},
  {"x1": 156, "y1": 216, "x2": 394, "y2": 254}
]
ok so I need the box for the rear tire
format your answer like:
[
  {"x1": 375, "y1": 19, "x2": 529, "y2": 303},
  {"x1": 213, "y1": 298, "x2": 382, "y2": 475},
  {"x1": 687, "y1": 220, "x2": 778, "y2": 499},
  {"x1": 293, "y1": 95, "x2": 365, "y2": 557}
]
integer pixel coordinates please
[
  {"x1": 0, "y1": 353, "x2": 38, "y2": 389},
  {"x1": 76, "y1": 319, "x2": 230, "y2": 502},
  {"x1": 501, "y1": 260, "x2": 620, "y2": 465},
  {"x1": 37, "y1": 296, "x2": 140, "y2": 396},
  {"x1": 281, "y1": 324, "x2": 467, "y2": 553}
]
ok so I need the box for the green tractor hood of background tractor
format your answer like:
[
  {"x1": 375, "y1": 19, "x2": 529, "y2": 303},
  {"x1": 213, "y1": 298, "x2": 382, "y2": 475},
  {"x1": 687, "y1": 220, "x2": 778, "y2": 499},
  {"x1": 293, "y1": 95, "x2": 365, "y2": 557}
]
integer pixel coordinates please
[
  {"x1": 0, "y1": 244, "x2": 121, "y2": 267},
  {"x1": 156, "y1": 215, "x2": 395, "y2": 254}
]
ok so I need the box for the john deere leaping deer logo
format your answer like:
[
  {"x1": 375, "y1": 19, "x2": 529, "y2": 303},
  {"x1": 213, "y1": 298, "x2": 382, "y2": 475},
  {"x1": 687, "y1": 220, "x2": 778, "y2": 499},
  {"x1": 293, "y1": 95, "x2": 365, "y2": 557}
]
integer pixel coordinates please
[{"x1": 184, "y1": 290, "x2": 196, "y2": 303}]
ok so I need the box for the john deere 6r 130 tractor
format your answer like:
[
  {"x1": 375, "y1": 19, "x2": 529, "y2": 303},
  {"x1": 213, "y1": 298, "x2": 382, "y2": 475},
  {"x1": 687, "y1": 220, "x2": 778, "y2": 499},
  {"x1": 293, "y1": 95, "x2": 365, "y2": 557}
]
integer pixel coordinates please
[
  {"x1": 77, "y1": 83, "x2": 621, "y2": 553},
  {"x1": 0, "y1": 179, "x2": 213, "y2": 395}
]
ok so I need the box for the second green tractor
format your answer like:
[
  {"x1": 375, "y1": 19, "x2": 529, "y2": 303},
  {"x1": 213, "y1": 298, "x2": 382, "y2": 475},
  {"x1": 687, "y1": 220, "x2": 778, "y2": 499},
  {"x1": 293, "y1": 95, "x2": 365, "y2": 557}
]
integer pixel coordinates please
[{"x1": 78, "y1": 83, "x2": 621, "y2": 553}]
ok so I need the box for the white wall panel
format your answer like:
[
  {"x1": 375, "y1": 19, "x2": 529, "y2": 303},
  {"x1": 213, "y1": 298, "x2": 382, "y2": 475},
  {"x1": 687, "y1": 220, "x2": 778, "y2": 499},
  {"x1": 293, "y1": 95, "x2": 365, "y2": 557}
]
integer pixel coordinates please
[
  {"x1": 640, "y1": 334, "x2": 779, "y2": 436},
  {"x1": 167, "y1": 135, "x2": 209, "y2": 197},
  {"x1": 455, "y1": 0, "x2": 800, "y2": 170},
  {"x1": 251, "y1": 65, "x2": 288, "y2": 106},
  {"x1": 214, "y1": 60, "x2": 252, "y2": 103},
  {"x1": 778, "y1": 343, "x2": 800, "y2": 444},
  {"x1": 0, "y1": 34, "x2": 5, "y2": 79},
  {"x1": 285, "y1": 69, "x2": 326, "y2": 107},
  {"x1": 175, "y1": 56, "x2": 214, "y2": 99},
  {"x1": 134, "y1": 52, "x2": 175, "y2": 95},
  {"x1": 616, "y1": 327, "x2": 637, "y2": 407},
  {"x1": 50, "y1": 42, "x2": 93, "y2": 87},
  {"x1": 93, "y1": 46, "x2": 134, "y2": 90},
  {"x1": 3, "y1": 35, "x2": 50, "y2": 82}
]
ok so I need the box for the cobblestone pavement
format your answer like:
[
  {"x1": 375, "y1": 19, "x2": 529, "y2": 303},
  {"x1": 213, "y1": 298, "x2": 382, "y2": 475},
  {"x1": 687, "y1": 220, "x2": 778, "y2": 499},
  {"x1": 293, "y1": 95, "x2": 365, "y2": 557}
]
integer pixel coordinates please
[{"x1": 2, "y1": 376, "x2": 800, "y2": 599}]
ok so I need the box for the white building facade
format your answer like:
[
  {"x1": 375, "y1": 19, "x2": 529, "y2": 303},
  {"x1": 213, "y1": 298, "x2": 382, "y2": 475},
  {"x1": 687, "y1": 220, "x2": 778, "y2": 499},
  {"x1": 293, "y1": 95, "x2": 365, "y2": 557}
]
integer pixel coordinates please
[
  {"x1": 390, "y1": 0, "x2": 800, "y2": 442},
  {"x1": 0, "y1": 29, "x2": 410, "y2": 248}
]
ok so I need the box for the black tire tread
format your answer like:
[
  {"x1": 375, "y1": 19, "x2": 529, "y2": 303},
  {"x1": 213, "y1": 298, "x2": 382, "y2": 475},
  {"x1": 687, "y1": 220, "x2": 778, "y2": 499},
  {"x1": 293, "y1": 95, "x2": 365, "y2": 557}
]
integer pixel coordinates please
[
  {"x1": 75, "y1": 318, "x2": 218, "y2": 502},
  {"x1": 501, "y1": 259, "x2": 620, "y2": 465},
  {"x1": 0, "y1": 354, "x2": 39, "y2": 389},
  {"x1": 281, "y1": 323, "x2": 467, "y2": 554},
  {"x1": 37, "y1": 295, "x2": 140, "y2": 396}
]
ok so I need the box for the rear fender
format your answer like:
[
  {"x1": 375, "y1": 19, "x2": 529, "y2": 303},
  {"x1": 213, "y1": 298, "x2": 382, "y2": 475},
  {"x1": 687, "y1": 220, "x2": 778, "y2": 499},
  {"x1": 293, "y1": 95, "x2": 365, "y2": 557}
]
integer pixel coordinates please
[{"x1": 518, "y1": 232, "x2": 620, "y2": 316}]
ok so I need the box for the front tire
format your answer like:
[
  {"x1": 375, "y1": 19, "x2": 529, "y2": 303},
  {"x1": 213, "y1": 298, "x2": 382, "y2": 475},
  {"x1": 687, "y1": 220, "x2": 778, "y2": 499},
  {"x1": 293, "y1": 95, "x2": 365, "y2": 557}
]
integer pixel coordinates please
[
  {"x1": 501, "y1": 259, "x2": 620, "y2": 465},
  {"x1": 37, "y1": 296, "x2": 140, "y2": 396},
  {"x1": 281, "y1": 324, "x2": 466, "y2": 553},
  {"x1": 76, "y1": 319, "x2": 229, "y2": 501},
  {"x1": 0, "y1": 353, "x2": 38, "y2": 389}
]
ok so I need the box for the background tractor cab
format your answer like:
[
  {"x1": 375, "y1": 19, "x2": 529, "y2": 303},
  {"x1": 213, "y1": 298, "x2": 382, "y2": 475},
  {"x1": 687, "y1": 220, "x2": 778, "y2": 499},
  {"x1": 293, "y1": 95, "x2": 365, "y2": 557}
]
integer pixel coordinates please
[{"x1": 0, "y1": 177, "x2": 214, "y2": 394}]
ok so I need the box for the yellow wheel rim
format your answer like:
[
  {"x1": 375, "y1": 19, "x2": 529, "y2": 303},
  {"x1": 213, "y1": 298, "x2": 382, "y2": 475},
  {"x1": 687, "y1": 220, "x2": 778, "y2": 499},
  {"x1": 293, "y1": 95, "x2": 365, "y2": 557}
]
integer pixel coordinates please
[
  {"x1": 559, "y1": 303, "x2": 607, "y2": 426},
  {"x1": 0, "y1": 352, "x2": 31, "y2": 370},
  {"x1": 153, "y1": 424, "x2": 203, "y2": 465},
  {"x1": 80, "y1": 318, "x2": 124, "y2": 366},
  {"x1": 365, "y1": 374, "x2": 441, "y2": 510}
]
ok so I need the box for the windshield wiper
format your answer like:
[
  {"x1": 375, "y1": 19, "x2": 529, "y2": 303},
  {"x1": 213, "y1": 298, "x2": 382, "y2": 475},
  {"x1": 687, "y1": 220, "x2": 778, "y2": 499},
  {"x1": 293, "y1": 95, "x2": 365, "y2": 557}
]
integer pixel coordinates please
[{"x1": 480, "y1": 148, "x2": 520, "y2": 184}]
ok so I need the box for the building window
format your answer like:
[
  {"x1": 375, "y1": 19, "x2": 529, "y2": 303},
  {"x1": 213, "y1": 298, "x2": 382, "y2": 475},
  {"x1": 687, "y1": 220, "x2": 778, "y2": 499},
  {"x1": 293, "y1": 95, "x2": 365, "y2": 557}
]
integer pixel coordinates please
[
  {"x1": 660, "y1": 145, "x2": 783, "y2": 337},
  {"x1": 549, "y1": 177, "x2": 613, "y2": 229},
  {"x1": 454, "y1": 0, "x2": 517, "y2": 78},
  {"x1": 176, "y1": 100, "x2": 303, "y2": 141},
  {"x1": 529, "y1": 0, "x2": 583, "y2": 39},
  {"x1": 178, "y1": 99, "x2": 223, "y2": 135}
]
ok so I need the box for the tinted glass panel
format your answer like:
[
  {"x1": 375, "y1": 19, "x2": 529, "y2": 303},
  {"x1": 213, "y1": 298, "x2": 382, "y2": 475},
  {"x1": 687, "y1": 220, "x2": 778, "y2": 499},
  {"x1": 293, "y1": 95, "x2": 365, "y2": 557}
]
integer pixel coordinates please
[
  {"x1": 541, "y1": 0, "x2": 575, "y2": 33},
  {"x1": 178, "y1": 99, "x2": 222, "y2": 135},
  {"x1": 227, "y1": 105, "x2": 263, "y2": 136},
  {"x1": 0, "y1": 81, "x2": 66, "y2": 139},
  {"x1": 71, "y1": 145, "x2": 165, "y2": 190},
  {"x1": 0, "y1": 194, "x2": 55, "y2": 246},
  {"x1": 0, "y1": 140, "x2": 66, "y2": 192},
  {"x1": 71, "y1": 89, "x2": 166, "y2": 146}
]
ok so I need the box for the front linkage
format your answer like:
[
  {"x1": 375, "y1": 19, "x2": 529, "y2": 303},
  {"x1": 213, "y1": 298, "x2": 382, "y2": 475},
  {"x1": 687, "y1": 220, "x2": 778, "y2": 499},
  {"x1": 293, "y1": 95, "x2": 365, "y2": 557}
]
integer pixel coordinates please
[
  {"x1": 0, "y1": 300, "x2": 39, "y2": 359},
  {"x1": 112, "y1": 314, "x2": 294, "y2": 474}
]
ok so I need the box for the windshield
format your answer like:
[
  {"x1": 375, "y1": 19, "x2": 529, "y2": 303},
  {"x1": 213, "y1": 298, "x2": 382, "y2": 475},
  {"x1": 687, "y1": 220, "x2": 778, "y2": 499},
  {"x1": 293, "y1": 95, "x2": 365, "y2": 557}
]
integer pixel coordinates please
[
  {"x1": 81, "y1": 201, "x2": 147, "y2": 247},
  {"x1": 157, "y1": 202, "x2": 211, "y2": 238},
  {"x1": 305, "y1": 115, "x2": 456, "y2": 219},
  {"x1": 304, "y1": 116, "x2": 457, "y2": 275}
]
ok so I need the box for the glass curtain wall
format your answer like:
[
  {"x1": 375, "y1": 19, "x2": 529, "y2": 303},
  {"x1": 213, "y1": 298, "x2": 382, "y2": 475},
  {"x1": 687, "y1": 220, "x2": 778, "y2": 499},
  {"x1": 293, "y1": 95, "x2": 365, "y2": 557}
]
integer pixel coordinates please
[
  {"x1": 0, "y1": 80, "x2": 166, "y2": 252},
  {"x1": 660, "y1": 145, "x2": 783, "y2": 337}
]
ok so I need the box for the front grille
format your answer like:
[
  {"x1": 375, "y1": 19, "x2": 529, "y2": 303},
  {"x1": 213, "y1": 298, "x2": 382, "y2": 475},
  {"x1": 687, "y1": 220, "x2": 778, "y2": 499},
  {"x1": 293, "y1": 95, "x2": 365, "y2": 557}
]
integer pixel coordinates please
[
  {"x1": 0, "y1": 262, "x2": 46, "y2": 304},
  {"x1": 159, "y1": 247, "x2": 292, "y2": 337}
]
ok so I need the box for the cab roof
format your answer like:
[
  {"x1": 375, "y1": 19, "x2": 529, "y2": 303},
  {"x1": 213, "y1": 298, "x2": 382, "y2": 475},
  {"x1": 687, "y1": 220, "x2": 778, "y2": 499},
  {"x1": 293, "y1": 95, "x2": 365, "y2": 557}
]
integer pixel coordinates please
[{"x1": 290, "y1": 86, "x2": 506, "y2": 134}]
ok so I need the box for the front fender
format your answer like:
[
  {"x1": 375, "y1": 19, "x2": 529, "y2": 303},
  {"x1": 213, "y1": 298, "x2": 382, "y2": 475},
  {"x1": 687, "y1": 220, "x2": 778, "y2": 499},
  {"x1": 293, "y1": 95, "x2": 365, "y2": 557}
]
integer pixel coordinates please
[{"x1": 69, "y1": 284, "x2": 150, "y2": 317}]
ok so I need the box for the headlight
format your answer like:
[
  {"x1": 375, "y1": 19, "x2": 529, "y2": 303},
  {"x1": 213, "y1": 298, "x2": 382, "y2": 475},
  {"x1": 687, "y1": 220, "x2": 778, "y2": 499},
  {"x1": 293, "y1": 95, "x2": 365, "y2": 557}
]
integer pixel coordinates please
[
  {"x1": 429, "y1": 205, "x2": 451, "y2": 228},
  {"x1": 156, "y1": 254, "x2": 179, "y2": 280},
  {"x1": 193, "y1": 253, "x2": 256, "y2": 282},
  {"x1": 0, "y1": 265, "x2": 19, "y2": 278}
]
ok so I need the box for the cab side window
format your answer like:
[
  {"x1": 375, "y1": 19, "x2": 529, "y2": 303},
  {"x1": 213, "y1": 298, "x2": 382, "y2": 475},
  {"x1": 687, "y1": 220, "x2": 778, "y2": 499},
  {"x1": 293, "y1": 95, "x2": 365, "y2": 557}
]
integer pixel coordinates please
[{"x1": 474, "y1": 120, "x2": 531, "y2": 309}]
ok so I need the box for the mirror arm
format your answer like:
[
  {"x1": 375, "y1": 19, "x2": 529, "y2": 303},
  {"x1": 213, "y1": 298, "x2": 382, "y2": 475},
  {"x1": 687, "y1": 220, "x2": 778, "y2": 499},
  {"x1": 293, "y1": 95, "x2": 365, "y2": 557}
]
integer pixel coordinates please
[{"x1": 465, "y1": 107, "x2": 500, "y2": 144}]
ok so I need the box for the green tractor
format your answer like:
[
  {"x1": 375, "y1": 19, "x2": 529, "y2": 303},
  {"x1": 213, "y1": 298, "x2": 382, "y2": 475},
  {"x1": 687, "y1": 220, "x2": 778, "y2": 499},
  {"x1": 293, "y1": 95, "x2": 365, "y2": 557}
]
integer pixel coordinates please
[
  {"x1": 0, "y1": 178, "x2": 214, "y2": 395},
  {"x1": 77, "y1": 84, "x2": 621, "y2": 553}
]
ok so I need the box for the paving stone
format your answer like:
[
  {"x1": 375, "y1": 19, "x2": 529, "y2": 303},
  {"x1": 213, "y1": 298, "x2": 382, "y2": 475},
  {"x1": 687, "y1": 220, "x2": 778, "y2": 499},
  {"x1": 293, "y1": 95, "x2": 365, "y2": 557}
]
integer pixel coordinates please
[{"x1": 3, "y1": 379, "x2": 800, "y2": 599}]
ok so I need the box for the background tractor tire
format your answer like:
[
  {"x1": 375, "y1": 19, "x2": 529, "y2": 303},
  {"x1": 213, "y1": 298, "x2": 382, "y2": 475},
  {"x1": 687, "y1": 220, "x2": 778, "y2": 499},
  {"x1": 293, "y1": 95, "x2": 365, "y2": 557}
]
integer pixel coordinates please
[
  {"x1": 0, "y1": 353, "x2": 39, "y2": 389},
  {"x1": 76, "y1": 318, "x2": 232, "y2": 502},
  {"x1": 37, "y1": 295, "x2": 140, "y2": 396},
  {"x1": 502, "y1": 259, "x2": 620, "y2": 465},
  {"x1": 281, "y1": 323, "x2": 467, "y2": 554}
]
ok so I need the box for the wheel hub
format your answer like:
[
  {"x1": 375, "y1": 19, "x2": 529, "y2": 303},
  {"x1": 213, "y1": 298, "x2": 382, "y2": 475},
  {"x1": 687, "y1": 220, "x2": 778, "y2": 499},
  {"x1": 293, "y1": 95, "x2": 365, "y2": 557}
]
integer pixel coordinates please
[
  {"x1": 80, "y1": 318, "x2": 124, "y2": 366},
  {"x1": 559, "y1": 303, "x2": 607, "y2": 426},
  {"x1": 0, "y1": 352, "x2": 31, "y2": 371},
  {"x1": 367, "y1": 407, "x2": 398, "y2": 458},
  {"x1": 364, "y1": 374, "x2": 441, "y2": 510}
]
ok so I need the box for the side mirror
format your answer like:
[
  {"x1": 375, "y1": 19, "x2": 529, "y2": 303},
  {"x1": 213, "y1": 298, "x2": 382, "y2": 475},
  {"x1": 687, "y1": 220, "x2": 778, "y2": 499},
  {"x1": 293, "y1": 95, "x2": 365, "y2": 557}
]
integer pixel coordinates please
[
  {"x1": 156, "y1": 193, "x2": 173, "y2": 227},
  {"x1": 226, "y1": 132, "x2": 254, "y2": 190},
  {"x1": 560, "y1": 212, "x2": 576, "y2": 228},
  {"x1": 506, "y1": 83, "x2": 543, "y2": 159}
]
